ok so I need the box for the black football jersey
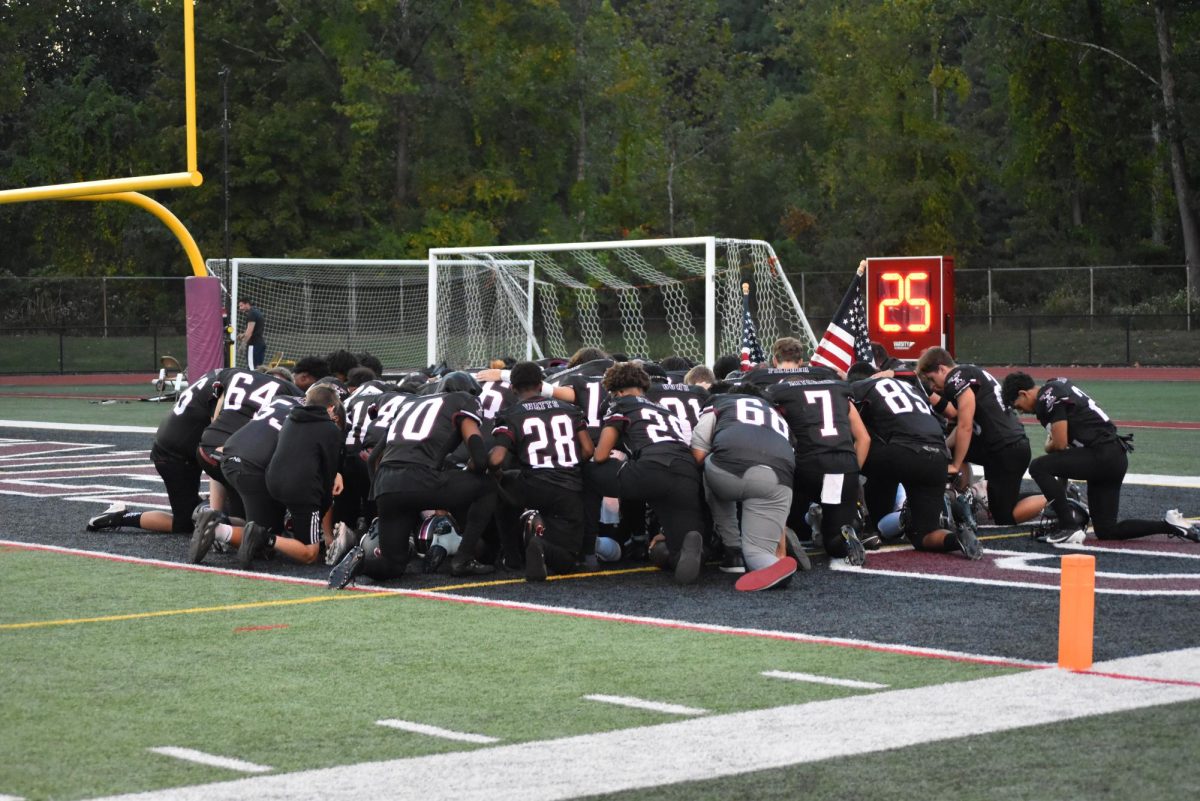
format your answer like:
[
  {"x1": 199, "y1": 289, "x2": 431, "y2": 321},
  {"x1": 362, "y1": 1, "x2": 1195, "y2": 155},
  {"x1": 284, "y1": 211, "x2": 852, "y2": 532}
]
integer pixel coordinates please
[
  {"x1": 645, "y1": 382, "x2": 708, "y2": 436},
  {"x1": 360, "y1": 391, "x2": 411, "y2": 451},
  {"x1": 478, "y1": 380, "x2": 520, "y2": 422},
  {"x1": 558, "y1": 373, "x2": 609, "y2": 440},
  {"x1": 766, "y1": 378, "x2": 858, "y2": 471},
  {"x1": 221, "y1": 396, "x2": 302, "y2": 471},
  {"x1": 1035, "y1": 379, "x2": 1119, "y2": 448},
  {"x1": 703, "y1": 393, "x2": 795, "y2": 484},
  {"x1": 492, "y1": 398, "x2": 587, "y2": 489},
  {"x1": 942, "y1": 364, "x2": 1026, "y2": 452},
  {"x1": 602, "y1": 394, "x2": 692, "y2": 465},
  {"x1": 377, "y1": 391, "x2": 482, "y2": 469},
  {"x1": 741, "y1": 364, "x2": 839, "y2": 388},
  {"x1": 153, "y1": 369, "x2": 221, "y2": 461},
  {"x1": 852, "y1": 377, "x2": 947, "y2": 453},
  {"x1": 343, "y1": 383, "x2": 387, "y2": 449},
  {"x1": 200, "y1": 368, "x2": 303, "y2": 448}
]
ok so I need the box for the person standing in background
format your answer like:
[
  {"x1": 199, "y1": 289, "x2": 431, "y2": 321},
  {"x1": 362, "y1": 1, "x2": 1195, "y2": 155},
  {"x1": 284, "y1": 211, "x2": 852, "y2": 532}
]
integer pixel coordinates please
[{"x1": 237, "y1": 298, "x2": 267, "y2": 369}]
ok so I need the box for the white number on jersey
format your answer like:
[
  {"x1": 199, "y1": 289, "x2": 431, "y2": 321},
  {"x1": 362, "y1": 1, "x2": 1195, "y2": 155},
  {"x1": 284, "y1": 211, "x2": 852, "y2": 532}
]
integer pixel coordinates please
[
  {"x1": 876, "y1": 378, "x2": 932, "y2": 416},
  {"x1": 733, "y1": 397, "x2": 790, "y2": 438},
  {"x1": 523, "y1": 413, "x2": 580, "y2": 468},
  {"x1": 803, "y1": 389, "x2": 838, "y2": 437},
  {"x1": 386, "y1": 396, "x2": 445, "y2": 443},
  {"x1": 171, "y1": 375, "x2": 210, "y2": 416},
  {"x1": 222, "y1": 373, "x2": 280, "y2": 414}
]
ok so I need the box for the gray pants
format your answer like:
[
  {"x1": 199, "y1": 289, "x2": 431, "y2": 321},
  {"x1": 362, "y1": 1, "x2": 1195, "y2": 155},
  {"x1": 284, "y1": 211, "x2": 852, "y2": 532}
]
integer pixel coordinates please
[{"x1": 704, "y1": 461, "x2": 793, "y2": 571}]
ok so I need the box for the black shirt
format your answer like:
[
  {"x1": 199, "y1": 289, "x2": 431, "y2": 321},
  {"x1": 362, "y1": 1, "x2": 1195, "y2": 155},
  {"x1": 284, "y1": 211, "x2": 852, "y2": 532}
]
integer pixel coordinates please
[
  {"x1": 1034, "y1": 379, "x2": 1120, "y2": 449},
  {"x1": 153, "y1": 369, "x2": 221, "y2": 461},
  {"x1": 602, "y1": 394, "x2": 692, "y2": 466},
  {"x1": 265, "y1": 404, "x2": 343, "y2": 509},
  {"x1": 645, "y1": 382, "x2": 708, "y2": 436},
  {"x1": 222, "y1": 396, "x2": 303, "y2": 471},
  {"x1": 766, "y1": 378, "x2": 858, "y2": 472},
  {"x1": 200, "y1": 368, "x2": 303, "y2": 449},
  {"x1": 943, "y1": 364, "x2": 1027, "y2": 453},
  {"x1": 741, "y1": 364, "x2": 839, "y2": 388},
  {"x1": 492, "y1": 398, "x2": 587, "y2": 489},
  {"x1": 245, "y1": 306, "x2": 266, "y2": 348},
  {"x1": 851, "y1": 376, "x2": 948, "y2": 454},
  {"x1": 377, "y1": 391, "x2": 482, "y2": 470},
  {"x1": 559, "y1": 373, "x2": 609, "y2": 441}
]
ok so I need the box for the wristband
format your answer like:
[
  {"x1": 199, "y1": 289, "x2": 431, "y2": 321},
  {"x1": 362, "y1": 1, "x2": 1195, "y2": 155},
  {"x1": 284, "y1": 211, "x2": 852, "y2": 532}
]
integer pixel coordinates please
[
  {"x1": 500, "y1": 370, "x2": 511, "y2": 382},
  {"x1": 539, "y1": 383, "x2": 555, "y2": 399}
]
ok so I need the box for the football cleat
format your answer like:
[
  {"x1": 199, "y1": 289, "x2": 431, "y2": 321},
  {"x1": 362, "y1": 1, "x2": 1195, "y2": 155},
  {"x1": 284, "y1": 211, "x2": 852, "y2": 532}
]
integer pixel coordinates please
[
  {"x1": 783, "y1": 528, "x2": 812, "y2": 571},
  {"x1": 326, "y1": 522, "x2": 360, "y2": 566},
  {"x1": 673, "y1": 530, "x2": 703, "y2": 586},
  {"x1": 734, "y1": 556, "x2": 797, "y2": 592},
  {"x1": 328, "y1": 545, "x2": 365, "y2": 590},
  {"x1": 806, "y1": 502, "x2": 823, "y2": 540},
  {"x1": 840, "y1": 525, "x2": 866, "y2": 567},
  {"x1": 524, "y1": 536, "x2": 548, "y2": 582},
  {"x1": 191, "y1": 502, "x2": 210, "y2": 526},
  {"x1": 1041, "y1": 528, "x2": 1086, "y2": 545},
  {"x1": 1164, "y1": 510, "x2": 1200, "y2": 543},
  {"x1": 949, "y1": 491, "x2": 979, "y2": 533},
  {"x1": 956, "y1": 523, "x2": 984, "y2": 559},
  {"x1": 718, "y1": 548, "x2": 746, "y2": 574},
  {"x1": 424, "y1": 544, "x2": 449, "y2": 573},
  {"x1": 86, "y1": 502, "x2": 128, "y2": 532},
  {"x1": 648, "y1": 540, "x2": 671, "y2": 570},
  {"x1": 860, "y1": 532, "x2": 883, "y2": 551},
  {"x1": 188, "y1": 509, "x2": 218, "y2": 564},
  {"x1": 238, "y1": 521, "x2": 269, "y2": 569}
]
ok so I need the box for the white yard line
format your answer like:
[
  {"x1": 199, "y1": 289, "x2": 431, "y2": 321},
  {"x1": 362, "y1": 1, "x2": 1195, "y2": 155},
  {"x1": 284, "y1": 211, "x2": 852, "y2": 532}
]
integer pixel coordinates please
[
  {"x1": 0, "y1": 421, "x2": 157, "y2": 434},
  {"x1": 0, "y1": 793, "x2": 27, "y2": 801},
  {"x1": 582, "y1": 694, "x2": 708, "y2": 716},
  {"x1": 760, "y1": 670, "x2": 888, "y2": 690},
  {"x1": 89, "y1": 648, "x2": 1200, "y2": 801},
  {"x1": 375, "y1": 720, "x2": 500, "y2": 744},
  {"x1": 146, "y1": 748, "x2": 272, "y2": 774}
]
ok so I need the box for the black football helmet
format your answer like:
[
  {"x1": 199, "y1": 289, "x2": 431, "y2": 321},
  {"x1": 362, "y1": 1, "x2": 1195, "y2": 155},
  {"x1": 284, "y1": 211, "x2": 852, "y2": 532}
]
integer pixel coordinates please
[{"x1": 439, "y1": 371, "x2": 482, "y2": 396}]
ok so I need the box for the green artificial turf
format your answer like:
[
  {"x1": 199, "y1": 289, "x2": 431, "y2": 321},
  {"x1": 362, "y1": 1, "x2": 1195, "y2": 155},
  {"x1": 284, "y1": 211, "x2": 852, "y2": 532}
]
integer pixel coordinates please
[{"x1": 0, "y1": 549, "x2": 1016, "y2": 800}]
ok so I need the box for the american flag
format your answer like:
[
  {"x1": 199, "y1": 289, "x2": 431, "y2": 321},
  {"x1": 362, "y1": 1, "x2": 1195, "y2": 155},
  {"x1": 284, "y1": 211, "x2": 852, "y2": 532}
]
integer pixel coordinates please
[
  {"x1": 810, "y1": 271, "x2": 875, "y2": 374},
  {"x1": 739, "y1": 287, "x2": 765, "y2": 371}
]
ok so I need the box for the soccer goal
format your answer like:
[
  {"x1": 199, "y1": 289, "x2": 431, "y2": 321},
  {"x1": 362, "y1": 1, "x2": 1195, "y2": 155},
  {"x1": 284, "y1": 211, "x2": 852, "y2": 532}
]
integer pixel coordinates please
[
  {"x1": 428, "y1": 237, "x2": 817, "y2": 368},
  {"x1": 205, "y1": 257, "x2": 537, "y2": 372}
]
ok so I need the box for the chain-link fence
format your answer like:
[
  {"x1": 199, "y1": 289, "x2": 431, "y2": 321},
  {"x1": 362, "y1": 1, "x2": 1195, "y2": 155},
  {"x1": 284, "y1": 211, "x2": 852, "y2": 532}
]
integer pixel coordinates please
[{"x1": 0, "y1": 277, "x2": 187, "y2": 374}]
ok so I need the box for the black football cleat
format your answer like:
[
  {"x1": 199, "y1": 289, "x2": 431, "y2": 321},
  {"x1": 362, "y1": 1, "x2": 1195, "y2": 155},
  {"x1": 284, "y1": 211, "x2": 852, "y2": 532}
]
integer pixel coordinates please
[
  {"x1": 328, "y1": 545, "x2": 365, "y2": 590},
  {"x1": 673, "y1": 530, "x2": 703, "y2": 586},
  {"x1": 841, "y1": 525, "x2": 866, "y2": 567},
  {"x1": 238, "y1": 521, "x2": 269, "y2": 569},
  {"x1": 188, "y1": 509, "x2": 218, "y2": 564},
  {"x1": 449, "y1": 556, "x2": 495, "y2": 577},
  {"x1": 718, "y1": 548, "x2": 746, "y2": 574},
  {"x1": 524, "y1": 536, "x2": 548, "y2": 583},
  {"x1": 424, "y1": 544, "x2": 449, "y2": 573},
  {"x1": 956, "y1": 523, "x2": 984, "y2": 560}
]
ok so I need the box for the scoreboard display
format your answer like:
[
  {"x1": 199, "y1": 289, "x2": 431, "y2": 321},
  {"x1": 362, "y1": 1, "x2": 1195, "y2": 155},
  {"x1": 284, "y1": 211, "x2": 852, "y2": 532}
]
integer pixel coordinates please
[{"x1": 864, "y1": 256, "x2": 955, "y2": 360}]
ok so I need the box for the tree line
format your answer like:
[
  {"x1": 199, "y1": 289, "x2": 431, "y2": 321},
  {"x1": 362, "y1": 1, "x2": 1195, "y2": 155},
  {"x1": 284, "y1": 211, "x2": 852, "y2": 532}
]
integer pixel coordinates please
[{"x1": 1, "y1": 0, "x2": 1197, "y2": 310}]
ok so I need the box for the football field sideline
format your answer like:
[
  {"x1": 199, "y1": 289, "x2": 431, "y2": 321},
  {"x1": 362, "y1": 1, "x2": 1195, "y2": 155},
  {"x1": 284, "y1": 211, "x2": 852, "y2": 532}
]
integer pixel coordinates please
[{"x1": 84, "y1": 647, "x2": 1200, "y2": 801}]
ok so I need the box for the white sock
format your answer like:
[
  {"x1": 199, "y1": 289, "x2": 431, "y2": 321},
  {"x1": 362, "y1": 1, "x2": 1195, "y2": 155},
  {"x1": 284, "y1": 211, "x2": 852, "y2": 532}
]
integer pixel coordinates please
[{"x1": 215, "y1": 523, "x2": 233, "y2": 544}]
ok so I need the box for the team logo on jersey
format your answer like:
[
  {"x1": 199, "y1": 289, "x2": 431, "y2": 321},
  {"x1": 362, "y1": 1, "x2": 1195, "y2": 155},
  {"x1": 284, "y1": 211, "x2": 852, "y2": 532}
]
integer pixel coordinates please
[
  {"x1": 948, "y1": 372, "x2": 967, "y2": 391},
  {"x1": 1039, "y1": 387, "x2": 1059, "y2": 411}
]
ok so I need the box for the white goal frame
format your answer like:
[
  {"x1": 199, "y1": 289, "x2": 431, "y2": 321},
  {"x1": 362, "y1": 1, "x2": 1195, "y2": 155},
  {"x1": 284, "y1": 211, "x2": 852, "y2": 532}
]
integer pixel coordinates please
[
  {"x1": 429, "y1": 237, "x2": 817, "y2": 368},
  {"x1": 206, "y1": 257, "x2": 537, "y2": 371}
]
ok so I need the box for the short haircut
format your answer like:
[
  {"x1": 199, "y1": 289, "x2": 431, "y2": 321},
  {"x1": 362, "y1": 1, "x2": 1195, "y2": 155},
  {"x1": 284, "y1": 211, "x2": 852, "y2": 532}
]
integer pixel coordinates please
[
  {"x1": 327, "y1": 349, "x2": 359, "y2": 376},
  {"x1": 264, "y1": 366, "x2": 294, "y2": 383},
  {"x1": 729, "y1": 382, "x2": 765, "y2": 398},
  {"x1": 568, "y1": 347, "x2": 609, "y2": 368},
  {"x1": 771, "y1": 337, "x2": 805, "y2": 365},
  {"x1": 293, "y1": 355, "x2": 330, "y2": 379},
  {"x1": 602, "y1": 362, "x2": 651, "y2": 393},
  {"x1": 509, "y1": 361, "x2": 544, "y2": 391},
  {"x1": 305, "y1": 383, "x2": 342, "y2": 409},
  {"x1": 916, "y1": 346, "x2": 955, "y2": 374},
  {"x1": 712, "y1": 354, "x2": 741, "y2": 381},
  {"x1": 659, "y1": 355, "x2": 693, "y2": 372},
  {"x1": 642, "y1": 362, "x2": 668, "y2": 380},
  {"x1": 346, "y1": 366, "x2": 377, "y2": 388},
  {"x1": 356, "y1": 352, "x2": 384, "y2": 376},
  {"x1": 846, "y1": 361, "x2": 877, "y2": 382},
  {"x1": 684, "y1": 365, "x2": 715, "y2": 386},
  {"x1": 1001, "y1": 371, "x2": 1036, "y2": 408}
]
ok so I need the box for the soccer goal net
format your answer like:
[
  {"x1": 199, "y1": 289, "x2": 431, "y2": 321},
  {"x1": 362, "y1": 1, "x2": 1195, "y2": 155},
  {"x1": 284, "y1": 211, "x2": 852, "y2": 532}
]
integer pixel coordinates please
[
  {"x1": 204, "y1": 257, "x2": 536, "y2": 372},
  {"x1": 429, "y1": 237, "x2": 817, "y2": 368}
]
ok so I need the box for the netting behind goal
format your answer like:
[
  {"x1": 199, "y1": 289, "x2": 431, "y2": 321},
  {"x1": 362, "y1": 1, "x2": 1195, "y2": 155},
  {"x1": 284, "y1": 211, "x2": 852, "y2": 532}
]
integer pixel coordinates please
[
  {"x1": 205, "y1": 257, "x2": 538, "y2": 372},
  {"x1": 429, "y1": 237, "x2": 816, "y2": 368}
]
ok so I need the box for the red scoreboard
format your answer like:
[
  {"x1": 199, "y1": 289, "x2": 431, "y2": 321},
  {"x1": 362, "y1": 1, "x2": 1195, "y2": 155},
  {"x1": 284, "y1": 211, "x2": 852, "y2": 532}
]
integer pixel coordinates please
[{"x1": 864, "y1": 255, "x2": 955, "y2": 360}]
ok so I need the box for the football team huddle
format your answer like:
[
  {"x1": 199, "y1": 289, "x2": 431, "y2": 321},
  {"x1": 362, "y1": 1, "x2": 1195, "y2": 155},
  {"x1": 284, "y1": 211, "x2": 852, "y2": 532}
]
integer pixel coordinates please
[{"x1": 86, "y1": 339, "x2": 1200, "y2": 591}]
